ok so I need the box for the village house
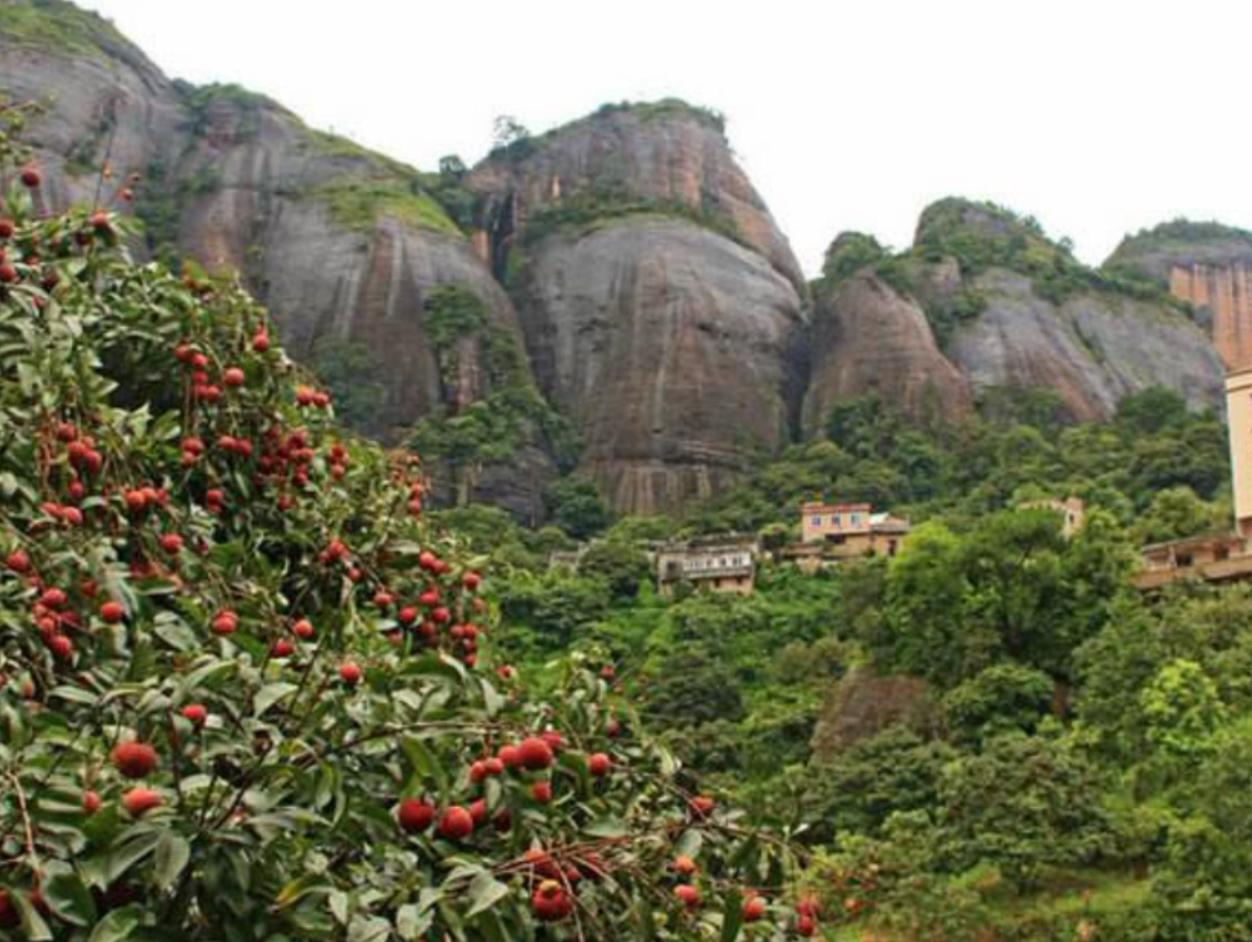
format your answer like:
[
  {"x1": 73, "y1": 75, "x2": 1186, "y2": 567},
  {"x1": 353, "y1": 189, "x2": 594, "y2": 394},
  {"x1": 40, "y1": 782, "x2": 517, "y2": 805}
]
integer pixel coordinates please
[
  {"x1": 780, "y1": 501, "x2": 911, "y2": 571},
  {"x1": 1132, "y1": 366, "x2": 1252, "y2": 589},
  {"x1": 655, "y1": 534, "x2": 759, "y2": 597}
]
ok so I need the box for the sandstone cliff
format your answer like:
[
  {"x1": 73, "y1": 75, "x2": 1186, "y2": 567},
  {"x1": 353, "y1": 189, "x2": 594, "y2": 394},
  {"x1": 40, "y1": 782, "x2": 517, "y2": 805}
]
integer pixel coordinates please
[
  {"x1": 467, "y1": 103, "x2": 808, "y2": 514},
  {"x1": 1106, "y1": 220, "x2": 1252, "y2": 370},
  {"x1": 802, "y1": 246, "x2": 971, "y2": 434}
]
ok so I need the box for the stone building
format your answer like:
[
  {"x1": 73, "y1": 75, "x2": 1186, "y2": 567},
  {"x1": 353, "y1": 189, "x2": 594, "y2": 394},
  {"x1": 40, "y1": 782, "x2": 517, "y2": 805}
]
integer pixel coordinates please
[{"x1": 655, "y1": 534, "x2": 759, "y2": 597}]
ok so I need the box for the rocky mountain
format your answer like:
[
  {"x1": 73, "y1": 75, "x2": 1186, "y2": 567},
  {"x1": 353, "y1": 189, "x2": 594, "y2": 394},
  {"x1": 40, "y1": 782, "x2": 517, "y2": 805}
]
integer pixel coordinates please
[
  {"x1": 1106, "y1": 220, "x2": 1252, "y2": 370},
  {"x1": 806, "y1": 202, "x2": 1223, "y2": 425},
  {"x1": 0, "y1": 1, "x2": 1236, "y2": 518},
  {"x1": 465, "y1": 104, "x2": 808, "y2": 514}
]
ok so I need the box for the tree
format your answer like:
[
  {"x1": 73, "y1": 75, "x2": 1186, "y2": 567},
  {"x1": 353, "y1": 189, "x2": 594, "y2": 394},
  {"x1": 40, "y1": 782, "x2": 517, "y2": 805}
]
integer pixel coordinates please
[
  {"x1": 491, "y1": 114, "x2": 531, "y2": 150},
  {"x1": 0, "y1": 113, "x2": 798, "y2": 940},
  {"x1": 936, "y1": 735, "x2": 1111, "y2": 891},
  {"x1": 943, "y1": 663, "x2": 1054, "y2": 746},
  {"x1": 544, "y1": 476, "x2": 610, "y2": 540}
]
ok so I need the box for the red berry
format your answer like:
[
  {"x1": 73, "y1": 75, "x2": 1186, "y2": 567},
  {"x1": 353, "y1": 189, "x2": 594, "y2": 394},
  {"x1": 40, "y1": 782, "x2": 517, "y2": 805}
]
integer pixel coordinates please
[
  {"x1": 339, "y1": 661, "x2": 362, "y2": 685},
  {"x1": 469, "y1": 799, "x2": 488, "y2": 827},
  {"x1": 397, "y1": 798, "x2": 435, "y2": 833},
  {"x1": 437, "y1": 805, "x2": 474, "y2": 840},
  {"x1": 742, "y1": 895, "x2": 766, "y2": 922},
  {"x1": 100, "y1": 600, "x2": 125, "y2": 623},
  {"x1": 689, "y1": 795, "x2": 716, "y2": 819},
  {"x1": 5, "y1": 549, "x2": 30, "y2": 573},
  {"x1": 111, "y1": 741, "x2": 158, "y2": 778},
  {"x1": 39, "y1": 587, "x2": 68, "y2": 609},
  {"x1": 518, "y1": 737, "x2": 554, "y2": 770},
  {"x1": 270, "y1": 638, "x2": 295, "y2": 659},
  {"x1": 158, "y1": 533, "x2": 183, "y2": 555},
  {"x1": 0, "y1": 262, "x2": 16, "y2": 284},
  {"x1": 674, "y1": 884, "x2": 700, "y2": 909},
  {"x1": 673, "y1": 855, "x2": 698, "y2": 877},
  {"x1": 223, "y1": 367, "x2": 245, "y2": 388},
  {"x1": 0, "y1": 218, "x2": 13, "y2": 240},
  {"x1": 530, "y1": 780, "x2": 552, "y2": 804},
  {"x1": 588, "y1": 752, "x2": 612, "y2": 777},
  {"x1": 20, "y1": 166, "x2": 41, "y2": 188},
  {"x1": 82, "y1": 790, "x2": 102, "y2": 815},
  {"x1": 47, "y1": 634, "x2": 73, "y2": 659},
  {"x1": 211, "y1": 610, "x2": 238, "y2": 636},
  {"x1": 122, "y1": 787, "x2": 162, "y2": 817},
  {"x1": 292, "y1": 618, "x2": 315, "y2": 639},
  {"x1": 796, "y1": 914, "x2": 816, "y2": 936},
  {"x1": 397, "y1": 605, "x2": 417, "y2": 626},
  {"x1": 181, "y1": 703, "x2": 207, "y2": 727},
  {"x1": 462, "y1": 571, "x2": 481, "y2": 591},
  {"x1": 251, "y1": 330, "x2": 270, "y2": 352},
  {"x1": 541, "y1": 730, "x2": 564, "y2": 753},
  {"x1": 498, "y1": 744, "x2": 522, "y2": 769},
  {"x1": 531, "y1": 880, "x2": 573, "y2": 922},
  {"x1": 89, "y1": 210, "x2": 111, "y2": 231}
]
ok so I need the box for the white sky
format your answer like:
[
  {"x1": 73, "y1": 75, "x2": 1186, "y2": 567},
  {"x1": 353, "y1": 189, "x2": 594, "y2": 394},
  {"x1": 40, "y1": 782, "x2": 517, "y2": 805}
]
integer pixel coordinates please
[{"x1": 79, "y1": 0, "x2": 1252, "y2": 277}]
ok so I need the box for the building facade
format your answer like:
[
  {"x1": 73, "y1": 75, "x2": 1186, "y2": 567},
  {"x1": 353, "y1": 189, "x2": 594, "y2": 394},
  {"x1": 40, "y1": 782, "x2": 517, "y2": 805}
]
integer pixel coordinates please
[{"x1": 655, "y1": 535, "x2": 759, "y2": 596}]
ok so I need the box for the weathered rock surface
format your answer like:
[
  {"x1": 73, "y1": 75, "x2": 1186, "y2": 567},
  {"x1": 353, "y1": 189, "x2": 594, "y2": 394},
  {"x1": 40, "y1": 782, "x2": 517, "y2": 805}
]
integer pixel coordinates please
[
  {"x1": 802, "y1": 270, "x2": 971, "y2": 433},
  {"x1": 948, "y1": 269, "x2": 1224, "y2": 420},
  {"x1": 809, "y1": 668, "x2": 939, "y2": 762},
  {"x1": 514, "y1": 218, "x2": 804, "y2": 514},
  {"x1": 1107, "y1": 221, "x2": 1252, "y2": 369},
  {"x1": 468, "y1": 103, "x2": 809, "y2": 514},
  {"x1": 466, "y1": 102, "x2": 807, "y2": 294}
]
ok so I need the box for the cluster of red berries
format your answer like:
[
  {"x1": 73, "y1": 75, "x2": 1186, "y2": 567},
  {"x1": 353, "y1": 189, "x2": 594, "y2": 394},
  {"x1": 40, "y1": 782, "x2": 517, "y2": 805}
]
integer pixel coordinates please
[{"x1": 294, "y1": 384, "x2": 331, "y2": 409}]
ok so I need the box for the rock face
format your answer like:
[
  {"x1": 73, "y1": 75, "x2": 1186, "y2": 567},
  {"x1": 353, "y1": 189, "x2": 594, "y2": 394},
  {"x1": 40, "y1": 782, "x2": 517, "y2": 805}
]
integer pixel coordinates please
[
  {"x1": 948, "y1": 269, "x2": 1224, "y2": 420},
  {"x1": 467, "y1": 102, "x2": 806, "y2": 294},
  {"x1": 1107, "y1": 221, "x2": 1252, "y2": 370},
  {"x1": 809, "y1": 668, "x2": 939, "y2": 762},
  {"x1": 468, "y1": 103, "x2": 808, "y2": 514},
  {"x1": 907, "y1": 199, "x2": 1224, "y2": 420},
  {"x1": 513, "y1": 218, "x2": 803, "y2": 513},
  {"x1": 802, "y1": 270, "x2": 972, "y2": 434}
]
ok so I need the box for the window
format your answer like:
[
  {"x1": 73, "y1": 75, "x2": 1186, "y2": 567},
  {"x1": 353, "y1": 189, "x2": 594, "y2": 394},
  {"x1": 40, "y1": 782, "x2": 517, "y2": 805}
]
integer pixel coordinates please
[
  {"x1": 850, "y1": 513, "x2": 861, "y2": 525},
  {"x1": 811, "y1": 515, "x2": 822, "y2": 526},
  {"x1": 832, "y1": 515, "x2": 841, "y2": 527}
]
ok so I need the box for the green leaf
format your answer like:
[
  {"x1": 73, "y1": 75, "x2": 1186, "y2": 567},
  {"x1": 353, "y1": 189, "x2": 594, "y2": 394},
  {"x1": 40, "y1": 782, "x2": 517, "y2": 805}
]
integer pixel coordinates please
[
  {"x1": 87, "y1": 905, "x2": 142, "y2": 942},
  {"x1": 48, "y1": 685, "x2": 99, "y2": 706},
  {"x1": 10, "y1": 890, "x2": 52, "y2": 941},
  {"x1": 395, "y1": 903, "x2": 432, "y2": 941},
  {"x1": 253, "y1": 682, "x2": 298, "y2": 717},
  {"x1": 329, "y1": 890, "x2": 350, "y2": 925},
  {"x1": 153, "y1": 830, "x2": 191, "y2": 890},
  {"x1": 41, "y1": 862, "x2": 97, "y2": 927},
  {"x1": 720, "y1": 887, "x2": 743, "y2": 942},
  {"x1": 105, "y1": 829, "x2": 162, "y2": 883},
  {"x1": 674, "y1": 829, "x2": 703, "y2": 859},
  {"x1": 348, "y1": 915, "x2": 391, "y2": 942},
  {"x1": 584, "y1": 816, "x2": 628, "y2": 838},
  {"x1": 465, "y1": 872, "x2": 511, "y2": 919}
]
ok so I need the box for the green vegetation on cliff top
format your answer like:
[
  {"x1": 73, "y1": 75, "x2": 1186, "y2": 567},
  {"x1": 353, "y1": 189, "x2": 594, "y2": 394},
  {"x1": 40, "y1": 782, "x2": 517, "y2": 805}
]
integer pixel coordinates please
[
  {"x1": 0, "y1": 0, "x2": 128, "y2": 59},
  {"x1": 311, "y1": 176, "x2": 462, "y2": 235}
]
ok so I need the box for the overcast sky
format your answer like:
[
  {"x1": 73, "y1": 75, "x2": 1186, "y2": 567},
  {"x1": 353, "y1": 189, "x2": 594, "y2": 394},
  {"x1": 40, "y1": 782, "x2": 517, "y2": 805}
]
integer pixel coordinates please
[{"x1": 80, "y1": 0, "x2": 1252, "y2": 276}]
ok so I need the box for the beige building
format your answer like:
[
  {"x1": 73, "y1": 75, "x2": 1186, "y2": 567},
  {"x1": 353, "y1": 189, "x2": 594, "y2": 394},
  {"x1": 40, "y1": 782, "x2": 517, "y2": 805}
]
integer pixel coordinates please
[
  {"x1": 656, "y1": 534, "x2": 759, "y2": 596},
  {"x1": 1132, "y1": 366, "x2": 1252, "y2": 588},
  {"x1": 1020, "y1": 496, "x2": 1086, "y2": 538},
  {"x1": 781, "y1": 502, "x2": 910, "y2": 571}
]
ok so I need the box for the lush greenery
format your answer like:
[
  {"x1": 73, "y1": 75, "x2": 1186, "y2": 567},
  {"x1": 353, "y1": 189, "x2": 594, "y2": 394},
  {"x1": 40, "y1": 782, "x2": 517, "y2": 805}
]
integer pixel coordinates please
[
  {"x1": 310, "y1": 176, "x2": 461, "y2": 236},
  {"x1": 0, "y1": 108, "x2": 807, "y2": 940},
  {"x1": 1, "y1": 0, "x2": 127, "y2": 60},
  {"x1": 453, "y1": 372, "x2": 1248, "y2": 939},
  {"x1": 408, "y1": 287, "x2": 578, "y2": 508}
]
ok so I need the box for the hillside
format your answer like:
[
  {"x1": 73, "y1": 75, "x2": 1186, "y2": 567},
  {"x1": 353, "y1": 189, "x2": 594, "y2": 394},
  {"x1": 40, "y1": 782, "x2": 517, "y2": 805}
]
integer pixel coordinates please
[{"x1": 0, "y1": 0, "x2": 1238, "y2": 525}]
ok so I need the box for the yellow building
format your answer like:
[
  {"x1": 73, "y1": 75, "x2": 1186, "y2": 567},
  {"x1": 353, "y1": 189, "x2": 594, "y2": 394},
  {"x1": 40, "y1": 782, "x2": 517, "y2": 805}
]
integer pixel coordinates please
[
  {"x1": 782, "y1": 502, "x2": 910, "y2": 570},
  {"x1": 1132, "y1": 366, "x2": 1252, "y2": 588}
]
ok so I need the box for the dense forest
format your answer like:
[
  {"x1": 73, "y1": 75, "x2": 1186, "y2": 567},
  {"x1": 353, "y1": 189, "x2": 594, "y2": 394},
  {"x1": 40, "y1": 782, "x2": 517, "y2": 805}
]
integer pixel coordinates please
[{"x1": 434, "y1": 383, "x2": 1251, "y2": 939}]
